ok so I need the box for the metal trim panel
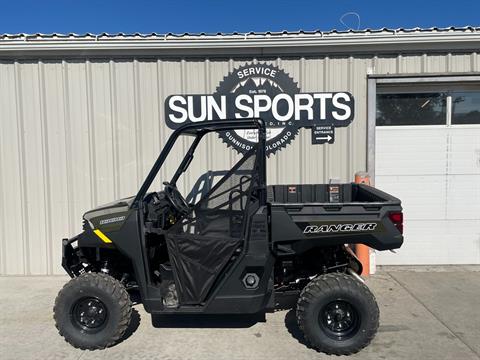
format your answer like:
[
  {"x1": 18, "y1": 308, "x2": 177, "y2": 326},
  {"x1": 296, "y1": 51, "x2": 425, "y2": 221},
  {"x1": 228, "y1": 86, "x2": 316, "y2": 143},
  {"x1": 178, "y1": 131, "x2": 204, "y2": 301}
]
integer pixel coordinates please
[
  {"x1": 367, "y1": 78, "x2": 377, "y2": 185},
  {"x1": 375, "y1": 75, "x2": 480, "y2": 83},
  {"x1": 2, "y1": 28, "x2": 480, "y2": 57}
]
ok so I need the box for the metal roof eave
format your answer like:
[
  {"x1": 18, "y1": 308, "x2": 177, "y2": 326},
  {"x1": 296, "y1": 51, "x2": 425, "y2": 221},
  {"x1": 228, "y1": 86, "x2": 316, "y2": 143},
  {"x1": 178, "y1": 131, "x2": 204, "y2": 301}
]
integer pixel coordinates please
[{"x1": 0, "y1": 31, "x2": 480, "y2": 57}]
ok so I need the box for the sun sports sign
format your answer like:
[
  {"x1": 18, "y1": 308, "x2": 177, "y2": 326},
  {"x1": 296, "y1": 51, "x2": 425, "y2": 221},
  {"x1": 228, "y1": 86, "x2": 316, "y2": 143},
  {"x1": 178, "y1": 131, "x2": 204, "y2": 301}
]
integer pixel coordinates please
[{"x1": 165, "y1": 63, "x2": 355, "y2": 155}]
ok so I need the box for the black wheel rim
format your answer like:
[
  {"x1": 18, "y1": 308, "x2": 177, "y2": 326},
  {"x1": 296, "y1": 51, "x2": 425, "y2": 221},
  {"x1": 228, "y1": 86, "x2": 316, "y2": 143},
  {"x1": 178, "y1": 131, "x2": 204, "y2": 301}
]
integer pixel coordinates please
[
  {"x1": 71, "y1": 297, "x2": 108, "y2": 333},
  {"x1": 319, "y1": 300, "x2": 360, "y2": 340}
]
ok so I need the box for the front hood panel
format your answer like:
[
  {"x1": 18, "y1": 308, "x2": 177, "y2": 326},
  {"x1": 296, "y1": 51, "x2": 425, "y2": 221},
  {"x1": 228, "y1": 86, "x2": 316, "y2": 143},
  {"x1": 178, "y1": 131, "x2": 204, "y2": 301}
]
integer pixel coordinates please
[{"x1": 84, "y1": 196, "x2": 135, "y2": 232}]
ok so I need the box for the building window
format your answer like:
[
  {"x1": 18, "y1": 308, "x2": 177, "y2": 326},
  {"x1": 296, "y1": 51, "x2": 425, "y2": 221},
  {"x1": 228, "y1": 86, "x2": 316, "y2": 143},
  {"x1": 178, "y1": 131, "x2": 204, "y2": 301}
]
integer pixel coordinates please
[
  {"x1": 377, "y1": 85, "x2": 480, "y2": 127},
  {"x1": 451, "y1": 91, "x2": 480, "y2": 125},
  {"x1": 376, "y1": 92, "x2": 447, "y2": 126}
]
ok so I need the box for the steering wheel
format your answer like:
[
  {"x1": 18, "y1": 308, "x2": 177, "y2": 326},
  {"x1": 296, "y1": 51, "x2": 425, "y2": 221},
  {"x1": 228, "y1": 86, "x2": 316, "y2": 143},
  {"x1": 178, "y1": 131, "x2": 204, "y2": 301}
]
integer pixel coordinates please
[{"x1": 163, "y1": 182, "x2": 190, "y2": 216}]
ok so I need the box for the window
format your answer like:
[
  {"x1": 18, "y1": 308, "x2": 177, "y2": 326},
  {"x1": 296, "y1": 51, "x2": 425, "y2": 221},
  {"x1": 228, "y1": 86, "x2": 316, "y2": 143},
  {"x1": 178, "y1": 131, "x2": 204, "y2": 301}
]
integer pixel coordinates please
[
  {"x1": 451, "y1": 91, "x2": 480, "y2": 125},
  {"x1": 376, "y1": 92, "x2": 447, "y2": 126}
]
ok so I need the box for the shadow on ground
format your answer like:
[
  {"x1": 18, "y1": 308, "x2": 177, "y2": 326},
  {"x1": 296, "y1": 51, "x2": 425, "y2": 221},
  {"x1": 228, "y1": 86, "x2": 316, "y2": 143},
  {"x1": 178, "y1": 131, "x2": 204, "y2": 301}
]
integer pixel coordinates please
[
  {"x1": 284, "y1": 309, "x2": 308, "y2": 347},
  {"x1": 151, "y1": 312, "x2": 266, "y2": 328},
  {"x1": 115, "y1": 308, "x2": 141, "y2": 345}
]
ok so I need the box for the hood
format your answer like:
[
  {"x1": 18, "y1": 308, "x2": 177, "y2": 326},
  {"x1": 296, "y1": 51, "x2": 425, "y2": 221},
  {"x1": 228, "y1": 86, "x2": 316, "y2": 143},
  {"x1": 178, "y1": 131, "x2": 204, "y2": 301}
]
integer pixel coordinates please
[{"x1": 83, "y1": 195, "x2": 135, "y2": 231}]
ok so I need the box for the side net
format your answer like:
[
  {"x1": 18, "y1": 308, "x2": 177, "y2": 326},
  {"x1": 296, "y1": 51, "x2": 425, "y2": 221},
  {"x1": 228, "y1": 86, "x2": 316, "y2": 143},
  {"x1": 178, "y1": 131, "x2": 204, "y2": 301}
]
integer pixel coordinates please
[{"x1": 165, "y1": 149, "x2": 258, "y2": 304}]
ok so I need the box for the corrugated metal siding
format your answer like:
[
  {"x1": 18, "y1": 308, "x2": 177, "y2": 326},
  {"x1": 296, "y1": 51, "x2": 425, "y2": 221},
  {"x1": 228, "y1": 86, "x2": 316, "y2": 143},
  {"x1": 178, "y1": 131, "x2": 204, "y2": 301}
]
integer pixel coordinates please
[{"x1": 0, "y1": 52, "x2": 477, "y2": 274}]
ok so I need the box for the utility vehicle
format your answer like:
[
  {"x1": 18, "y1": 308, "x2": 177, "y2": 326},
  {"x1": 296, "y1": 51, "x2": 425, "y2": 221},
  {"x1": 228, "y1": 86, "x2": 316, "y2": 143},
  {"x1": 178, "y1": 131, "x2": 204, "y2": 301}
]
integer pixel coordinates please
[{"x1": 54, "y1": 119, "x2": 403, "y2": 355}]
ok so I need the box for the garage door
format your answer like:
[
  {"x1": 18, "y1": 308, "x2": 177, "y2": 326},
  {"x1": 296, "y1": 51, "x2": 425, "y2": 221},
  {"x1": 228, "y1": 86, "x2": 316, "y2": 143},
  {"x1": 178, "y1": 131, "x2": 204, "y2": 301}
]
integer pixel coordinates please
[{"x1": 375, "y1": 88, "x2": 480, "y2": 265}]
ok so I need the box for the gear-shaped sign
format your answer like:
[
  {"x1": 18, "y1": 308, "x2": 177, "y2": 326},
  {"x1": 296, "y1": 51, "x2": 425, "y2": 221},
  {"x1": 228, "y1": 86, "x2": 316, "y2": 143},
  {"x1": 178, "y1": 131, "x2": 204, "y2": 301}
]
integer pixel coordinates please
[
  {"x1": 215, "y1": 64, "x2": 300, "y2": 155},
  {"x1": 165, "y1": 63, "x2": 355, "y2": 156}
]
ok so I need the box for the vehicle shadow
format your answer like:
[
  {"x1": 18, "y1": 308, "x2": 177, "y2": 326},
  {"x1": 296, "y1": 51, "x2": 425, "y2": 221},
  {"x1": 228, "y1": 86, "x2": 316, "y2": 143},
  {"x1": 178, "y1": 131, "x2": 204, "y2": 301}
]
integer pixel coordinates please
[
  {"x1": 121, "y1": 305, "x2": 307, "y2": 344},
  {"x1": 152, "y1": 313, "x2": 265, "y2": 328},
  {"x1": 115, "y1": 307, "x2": 141, "y2": 345},
  {"x1": 284, "y1": 308, "x2": 308, "y2": 346}
]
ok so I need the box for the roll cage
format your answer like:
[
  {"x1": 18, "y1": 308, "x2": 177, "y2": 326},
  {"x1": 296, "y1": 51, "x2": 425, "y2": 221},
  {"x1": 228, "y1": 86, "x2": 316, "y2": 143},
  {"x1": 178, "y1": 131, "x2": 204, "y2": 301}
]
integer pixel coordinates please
[{"x1": 131, "y1": 118, "x2": 268, "y2": 208}]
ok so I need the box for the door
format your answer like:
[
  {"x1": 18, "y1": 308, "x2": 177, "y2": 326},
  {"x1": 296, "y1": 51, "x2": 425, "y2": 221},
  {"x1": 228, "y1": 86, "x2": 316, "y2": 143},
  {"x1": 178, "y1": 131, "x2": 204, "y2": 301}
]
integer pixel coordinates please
[
  {"x1": 166, "y1": 149, "x2": 261, "y2": 304},
  {"x1": 375, "y1": 87, "x2": 480, "y2": 265}
]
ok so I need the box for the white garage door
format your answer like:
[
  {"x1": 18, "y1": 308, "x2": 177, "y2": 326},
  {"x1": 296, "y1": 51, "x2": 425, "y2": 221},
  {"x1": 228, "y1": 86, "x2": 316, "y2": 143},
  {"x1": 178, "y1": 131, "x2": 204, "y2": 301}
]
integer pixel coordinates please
[{"x1": 375, "y1": 89, "x2": 480, "y2": 265}]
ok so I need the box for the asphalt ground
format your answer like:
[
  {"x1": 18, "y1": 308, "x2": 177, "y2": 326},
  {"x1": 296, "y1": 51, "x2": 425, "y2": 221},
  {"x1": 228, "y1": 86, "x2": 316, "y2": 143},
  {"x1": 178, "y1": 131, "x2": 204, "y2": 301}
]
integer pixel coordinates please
[{"x1": 1, "y1": 266, "x2": 479, "y2": 360}]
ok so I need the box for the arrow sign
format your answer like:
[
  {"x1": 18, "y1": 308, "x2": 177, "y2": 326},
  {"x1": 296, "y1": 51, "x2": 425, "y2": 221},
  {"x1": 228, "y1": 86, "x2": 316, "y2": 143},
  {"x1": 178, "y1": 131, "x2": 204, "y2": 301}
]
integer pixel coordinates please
[
  {"x1": 317, "y1": 135, "x2": 333, "y2": 142},
  {"x1": 312, "y1": 125, "x2": 335, "y2": 144}
]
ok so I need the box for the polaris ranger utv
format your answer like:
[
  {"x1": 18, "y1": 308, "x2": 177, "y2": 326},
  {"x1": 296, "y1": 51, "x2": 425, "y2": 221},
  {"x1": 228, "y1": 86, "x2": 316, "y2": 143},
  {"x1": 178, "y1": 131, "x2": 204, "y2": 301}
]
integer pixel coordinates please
[{"x1": 54, "y1": 119, "x2": 403, "y2": 355}]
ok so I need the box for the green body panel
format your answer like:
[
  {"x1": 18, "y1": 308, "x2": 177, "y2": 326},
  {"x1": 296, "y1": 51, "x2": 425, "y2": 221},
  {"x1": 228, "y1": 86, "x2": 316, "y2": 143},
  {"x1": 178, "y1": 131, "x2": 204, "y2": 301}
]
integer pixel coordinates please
[{"x1": 83, "y1": 196, "x2": 135, "y2": 233}]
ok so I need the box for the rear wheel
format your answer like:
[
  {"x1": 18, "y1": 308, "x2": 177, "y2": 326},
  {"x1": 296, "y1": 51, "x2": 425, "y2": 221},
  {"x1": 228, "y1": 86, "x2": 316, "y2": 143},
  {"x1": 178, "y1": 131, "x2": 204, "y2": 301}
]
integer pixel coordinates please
[
  {"x1": 53, "y1": 273, "x2": 132, "y2": 350},
  {"x1": 296, "y1": 273, "x2": 379, "y2": 355}
]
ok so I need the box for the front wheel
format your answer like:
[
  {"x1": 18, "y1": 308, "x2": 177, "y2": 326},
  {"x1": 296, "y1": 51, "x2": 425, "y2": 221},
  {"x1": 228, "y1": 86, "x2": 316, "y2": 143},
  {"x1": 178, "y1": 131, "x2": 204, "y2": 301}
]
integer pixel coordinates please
[
  {"x1": 296, "y1": 273, "x2": 379, "y2": 355},
  {"x1": 53, "y1": 273, "x2": 132, "y2": 350}
]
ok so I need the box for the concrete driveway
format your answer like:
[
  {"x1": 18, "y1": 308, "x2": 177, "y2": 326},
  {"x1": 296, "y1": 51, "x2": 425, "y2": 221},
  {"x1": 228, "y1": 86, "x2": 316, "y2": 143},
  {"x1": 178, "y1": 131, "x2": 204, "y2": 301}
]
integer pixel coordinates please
[{"x1": 1, "y1": 266, "x2": 479, "y2": 360}]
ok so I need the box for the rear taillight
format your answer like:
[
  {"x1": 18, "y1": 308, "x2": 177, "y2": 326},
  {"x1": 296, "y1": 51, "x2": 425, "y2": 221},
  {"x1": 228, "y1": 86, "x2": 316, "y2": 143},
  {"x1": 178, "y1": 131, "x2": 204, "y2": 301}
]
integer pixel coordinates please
[{"x1": 388, "y1": 212, "x2": 403, "y2": 234}]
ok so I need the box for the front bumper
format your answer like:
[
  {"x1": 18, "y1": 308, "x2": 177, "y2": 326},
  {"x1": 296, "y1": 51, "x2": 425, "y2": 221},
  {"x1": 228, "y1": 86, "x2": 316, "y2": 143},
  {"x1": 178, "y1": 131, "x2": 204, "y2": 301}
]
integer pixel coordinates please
[{"x1": 61, "y1": 235, "x2": 81, "y2": 277}]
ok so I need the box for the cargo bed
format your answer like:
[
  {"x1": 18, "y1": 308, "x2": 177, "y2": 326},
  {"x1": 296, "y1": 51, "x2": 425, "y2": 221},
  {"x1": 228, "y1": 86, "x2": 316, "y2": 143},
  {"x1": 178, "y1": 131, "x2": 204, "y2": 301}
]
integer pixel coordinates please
[{"x1": 267, "y1": 183, "x2": 403, "y2": 252}]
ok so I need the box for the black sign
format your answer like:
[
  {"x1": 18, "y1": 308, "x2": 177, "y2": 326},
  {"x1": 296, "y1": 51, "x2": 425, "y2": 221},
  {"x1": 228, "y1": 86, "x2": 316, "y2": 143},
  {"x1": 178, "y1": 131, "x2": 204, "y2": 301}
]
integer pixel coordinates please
[
  {"x1": 164, "y1": 63, "x2": 355, "y2": 155},
  {"x1": 312, "y1": 125, "x2": 335, "y2": 145}
]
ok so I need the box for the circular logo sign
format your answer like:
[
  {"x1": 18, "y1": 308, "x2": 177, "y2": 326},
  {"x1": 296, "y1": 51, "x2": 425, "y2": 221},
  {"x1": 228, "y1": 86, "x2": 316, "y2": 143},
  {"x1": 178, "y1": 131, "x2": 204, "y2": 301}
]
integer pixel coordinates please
[
  {"x1": 165, "y1": 63, "x2": 355, "y2": 156},
  {"x1": 216, "y1": 63, "x2": 299, "y2": 155}
]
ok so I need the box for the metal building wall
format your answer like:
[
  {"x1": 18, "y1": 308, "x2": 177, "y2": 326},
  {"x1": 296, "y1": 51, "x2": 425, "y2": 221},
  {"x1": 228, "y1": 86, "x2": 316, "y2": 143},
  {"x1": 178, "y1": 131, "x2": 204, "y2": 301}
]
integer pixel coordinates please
[{"x1": 0, "y1": 53, "x2": 477, "y2": 274}]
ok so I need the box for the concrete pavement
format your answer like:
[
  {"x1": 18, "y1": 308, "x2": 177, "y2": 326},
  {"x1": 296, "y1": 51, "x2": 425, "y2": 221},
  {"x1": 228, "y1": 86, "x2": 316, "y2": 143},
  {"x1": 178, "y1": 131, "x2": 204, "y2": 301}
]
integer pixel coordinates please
[{"x1": 0, "y1": 267, "x2": 479, "y2": 360}]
